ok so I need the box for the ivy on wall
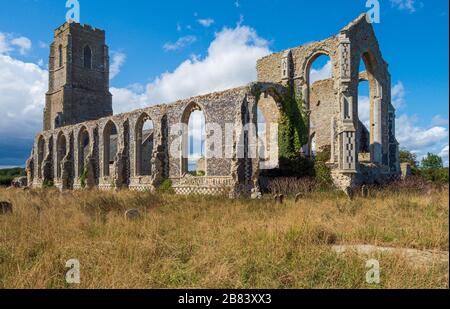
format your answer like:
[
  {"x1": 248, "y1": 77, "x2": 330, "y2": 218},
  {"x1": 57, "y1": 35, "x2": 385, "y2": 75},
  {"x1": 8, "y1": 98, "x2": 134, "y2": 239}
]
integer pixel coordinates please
[
  {"x1": 256, "y1": 82, "x2": 311, "y2": 177},
  {"x1": 278, "y1": 83, "x2": 309, "y2": 160}
]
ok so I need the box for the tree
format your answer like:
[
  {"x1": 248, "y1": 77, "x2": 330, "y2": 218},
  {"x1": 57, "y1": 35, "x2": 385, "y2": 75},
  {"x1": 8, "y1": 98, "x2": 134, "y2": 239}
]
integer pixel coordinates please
[
  {"x1": 421, "y1": 153, "x2": 443, "y2": 170},
  {"x1": 420, "y1": 153, "x2": 448, "y2": 183},
  {"x1": 399, "y1": 149, "x2": 418, "y2": 168}
]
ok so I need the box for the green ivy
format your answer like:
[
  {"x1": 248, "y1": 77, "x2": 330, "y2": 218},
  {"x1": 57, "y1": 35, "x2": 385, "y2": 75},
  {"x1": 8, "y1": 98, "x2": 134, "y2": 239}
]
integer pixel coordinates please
[
  {"x1": 314, "y1": 145, "x2": 333, "y2": 190},
  {"x1": 80, "y1": 167, "x2": 88, "y2": 189},
  {"x1": 43, "y1": 179, "x2": 54, "y2": 189},
  {"x1": 277, "y1": 83, "x2": 309, "y2": 160}
]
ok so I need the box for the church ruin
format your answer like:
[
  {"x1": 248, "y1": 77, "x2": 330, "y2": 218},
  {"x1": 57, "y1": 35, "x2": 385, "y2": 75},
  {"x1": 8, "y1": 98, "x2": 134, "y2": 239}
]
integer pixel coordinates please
[{"x1": 26, "y1": 14, "x2": 401, "y2": 195}]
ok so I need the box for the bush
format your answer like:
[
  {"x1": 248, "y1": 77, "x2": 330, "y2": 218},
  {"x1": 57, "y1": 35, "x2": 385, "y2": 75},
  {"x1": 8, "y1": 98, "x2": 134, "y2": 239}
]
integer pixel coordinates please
[
  {"x1": 0, "y1": 176, "x2": 13, "y2": 186},
  {"x1": 314, "y1": 146, "x2": 333, "y2": 190},
  {"x1": 158, "y1": 179, "x2": 175, "y2": 194}
]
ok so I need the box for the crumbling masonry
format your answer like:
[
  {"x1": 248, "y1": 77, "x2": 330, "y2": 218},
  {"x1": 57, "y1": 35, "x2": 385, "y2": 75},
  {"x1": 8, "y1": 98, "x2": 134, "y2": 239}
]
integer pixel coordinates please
[{"x1": 27, "y1": 14, "x2": 400, "y2": 195}]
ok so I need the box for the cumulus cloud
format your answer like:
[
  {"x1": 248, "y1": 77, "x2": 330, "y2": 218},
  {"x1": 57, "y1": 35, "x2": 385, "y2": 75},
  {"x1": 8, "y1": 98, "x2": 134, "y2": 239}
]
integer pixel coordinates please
[
  {"x1": 109, "y1": 51, "x2": 126, "y2": 79},
  {"x1": 439, "y1": 145, "x2": 449, "y2": 166},
  {"x1": 197, "y1": 18, "x2": 215, "y2": 27},
  {"x1": 396, "y1": 113, "x2": 448, "y2": 159},
  {"x1": 309, "y1": 60, "x2": 332, "y2": 84},
  {"x1": 112, "y1": 23, "x2": 271, "y2": 113},
  {"x1": 390, "y1": 0, "x2": 418, "y2": 13},
  {"x1": 0, "y1": 33, "x2": 12, "y2": 54},
  {"x1": 0, "y1": 54, "x2": 48, "y2": 139},
  {"x1": 432, "y1": 114, "x2": 449, "y2": 126},
  {"x1": 10, "y1": 37, "x2": 32, "y2": 55},
  {"x1": 391, "y1": 81, "x2": 406, "y2": 109},
  {"x1": 163, "y1": 35, "x2": 197, "y2": 51},
  {"x1": 0, "y1": 33, "x2": 32, "y2": 55}
]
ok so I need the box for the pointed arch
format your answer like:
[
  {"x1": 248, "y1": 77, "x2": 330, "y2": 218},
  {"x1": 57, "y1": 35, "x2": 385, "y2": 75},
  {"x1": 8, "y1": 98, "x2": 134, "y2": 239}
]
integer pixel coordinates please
[
  {"x1": 37, "y1": 135, "x2": 45, "y2": 179},
  {"x1": 103, "y1": 120, "x2": 119, "y2": 177},
  {"x1": 78, "y1": 126, "x2": 90, "y2": 177},
  {"x1": 56, "y1": 131, "x2": 68, "y2": 178},
  {"x1": 135, "y1": 113, "x2": 154, "y2": 176},
  {"x1": 181, "y1": 102, "x2": 206, "y2": 175},
  {"x1": 83, "y1": 45, "x2": 92, "y2": 69}
]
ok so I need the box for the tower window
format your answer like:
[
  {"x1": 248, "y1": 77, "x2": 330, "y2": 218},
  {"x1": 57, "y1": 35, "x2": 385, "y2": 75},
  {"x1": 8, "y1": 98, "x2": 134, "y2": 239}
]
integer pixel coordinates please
[
  {"x1": 58, "y1": 45, "x2": 63, "y2": 67},
  {"x1": 84, "y1": 46, "x2": 92, "y2": 69}
]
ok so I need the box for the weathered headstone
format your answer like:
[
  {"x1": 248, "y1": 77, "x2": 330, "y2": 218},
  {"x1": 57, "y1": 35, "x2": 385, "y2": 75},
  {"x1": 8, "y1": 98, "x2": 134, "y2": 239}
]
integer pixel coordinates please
[
  {"x1": 361, "y1": 185, "x2": 369, "y2": 198},
  {"x1": 0, "y1": 201, "x2": 13, "y2": 215},
  {"x1": 125, "y1": 209, "x2": 141, "y2": 221}
]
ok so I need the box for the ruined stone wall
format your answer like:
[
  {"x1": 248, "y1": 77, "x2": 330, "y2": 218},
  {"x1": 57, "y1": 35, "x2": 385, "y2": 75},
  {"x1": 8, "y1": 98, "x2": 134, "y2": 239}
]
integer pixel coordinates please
[
  {"x1": 31, "y1": 86, "x2": 263, "y2": 195},
  {"x1": 310, "y1": 78, "x2": 335, "y2": 151},
  {"x1": 30, "y1": 15, "x2": 401, "y2": 195}
]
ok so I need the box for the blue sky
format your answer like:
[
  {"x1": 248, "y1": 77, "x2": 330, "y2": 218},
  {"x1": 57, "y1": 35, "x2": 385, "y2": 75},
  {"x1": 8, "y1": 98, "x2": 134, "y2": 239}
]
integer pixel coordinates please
[{"x1": 0, "y1": 0, "x2": 448, "y2": 167}]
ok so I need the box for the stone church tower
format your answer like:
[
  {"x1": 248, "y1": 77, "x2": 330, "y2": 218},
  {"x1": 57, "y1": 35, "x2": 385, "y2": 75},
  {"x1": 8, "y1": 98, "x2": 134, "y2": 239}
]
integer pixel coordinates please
[{"x1": 43, "y1": 22, "x2": 113, "y2": 131}]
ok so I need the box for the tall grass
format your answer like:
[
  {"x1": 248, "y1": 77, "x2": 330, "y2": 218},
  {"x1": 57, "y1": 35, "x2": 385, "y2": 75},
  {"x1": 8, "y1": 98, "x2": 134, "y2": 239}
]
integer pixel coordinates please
[{"x1": 0, "y1": 187, "x2": 448, "y2": 288}]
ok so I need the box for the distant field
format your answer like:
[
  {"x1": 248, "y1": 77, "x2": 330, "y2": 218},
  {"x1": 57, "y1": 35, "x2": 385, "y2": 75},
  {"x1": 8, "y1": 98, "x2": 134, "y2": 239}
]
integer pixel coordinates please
[{"x1": 0, "y1": 186, "x2": 448, "y2": 288}]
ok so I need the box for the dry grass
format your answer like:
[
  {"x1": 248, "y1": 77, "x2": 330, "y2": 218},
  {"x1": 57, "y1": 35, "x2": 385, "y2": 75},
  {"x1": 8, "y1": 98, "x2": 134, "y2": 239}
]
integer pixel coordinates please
[{"x1": 0, "y1": 187, "x2": 448, "y2": 289}]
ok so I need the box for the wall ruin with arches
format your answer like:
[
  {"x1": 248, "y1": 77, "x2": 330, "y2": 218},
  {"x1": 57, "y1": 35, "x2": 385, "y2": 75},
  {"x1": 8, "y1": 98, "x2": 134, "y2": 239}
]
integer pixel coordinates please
[
  {"x1": 27, "y1": 14, "x2": 400, "y2": 195},
  {"x1": 256, "y1": 14, "x2": 400, "y2": 189}
]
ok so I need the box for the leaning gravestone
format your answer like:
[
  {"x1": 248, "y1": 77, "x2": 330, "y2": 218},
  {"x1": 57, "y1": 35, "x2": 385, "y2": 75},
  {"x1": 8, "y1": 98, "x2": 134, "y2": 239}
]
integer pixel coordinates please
[{"x1": 0, "y1": 201, "x2": 13, "y2": 215}]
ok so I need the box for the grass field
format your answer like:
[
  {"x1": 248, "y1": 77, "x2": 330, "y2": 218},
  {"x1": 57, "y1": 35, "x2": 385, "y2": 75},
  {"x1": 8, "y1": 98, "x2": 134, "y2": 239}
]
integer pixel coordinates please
[{"x1": 0, "y1": 186, "x2": 448, "y2": 289}]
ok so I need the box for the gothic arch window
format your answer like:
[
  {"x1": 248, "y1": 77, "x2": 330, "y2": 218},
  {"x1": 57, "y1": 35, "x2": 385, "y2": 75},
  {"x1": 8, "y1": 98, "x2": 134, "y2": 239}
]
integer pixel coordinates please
[
  {"x1": 181, "y1": 102, "x2": 206, "y2": 176},
  {"x1": 37, "y1": 136, "x2": 45, "y2": 179},
  {"x1": 58, "y1": 45, "x2": 63, "y2": 67},
  {"x1": 135, "y1": 113, "x2": 154, "y2": 176},
  {"x1": 78, "y1": 127, "x2": 90, "y2": 177},
  {"x1": 83, "y1": 45, "x2": 92, "y2": 69},
  {"x1": 103, "y1": 120, "x2": 119, "y2": 177},
  {"x1": 357, "y1": 52, "x2": 382, "y2": 164},
  {"x1": 56, "y1": 132, "x2": 67, "y2": 179}
]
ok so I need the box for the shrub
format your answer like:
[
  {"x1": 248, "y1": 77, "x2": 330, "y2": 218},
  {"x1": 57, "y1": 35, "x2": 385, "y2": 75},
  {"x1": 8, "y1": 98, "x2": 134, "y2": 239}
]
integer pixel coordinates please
[
  {"x1": 0, "y1": 176, "x2": 13, "y2": 186},
  {"x1": 43, "y1": 179, "x2": 54, "y2": 189},
  {"x1": 158, "y1": 179, "x2": 175, "y2": 194},
  {"x1": 314, "y1": 146, "x2": 333, "y2": 190}
]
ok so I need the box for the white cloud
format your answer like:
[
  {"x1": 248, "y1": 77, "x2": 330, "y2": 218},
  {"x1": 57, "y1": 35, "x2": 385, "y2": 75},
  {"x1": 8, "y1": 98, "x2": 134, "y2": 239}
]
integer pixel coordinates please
[
  {"x1": 163, "y1": 35, "x2": 197, "y2": 51},
  {"x1": 432, "y1": 114, "x2": 449, "y2": 126},
  {"x1": 358, "y1": 95, "x2": 370, "y2": 128},
  {"x1": 391, "y1": 81, "x2": 406, "y2": 109},
  {"x1": 439, "y1": 145, "x2": 449, "y2": 165},
  {"x1": 198, "y1": 18, "x2": 215, "y2": 27},
  {"x1": 0, "y1": 33, "x2": 12, "y2": 54},
  {"x1": 390, "y1": 0, "x2": 417, "y2": 13},
  {"x1": 11, "y1": 37, "x2": 32, "y2": 55},
  {"x1": 0, "y1": 33, "x2": 32, "y2": 55},
  {"x1": 112, "y1": 23, "x2": 271, "y2": 113},
  {"x1": 309, "y1": 60, "x2": 332, "y2": 84},
  {"x1": 0, "y1": 54, "x2": 48, "y2": 139},
  {"x1": 235, "y1": 0, "x2": 240, "y2": 8},
  {"x1": 396, "y1": 113, "x2": 448, "y2": 159},
  {"x1": 109, "y1": 51, "x2": 126, "y2": 79}
]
